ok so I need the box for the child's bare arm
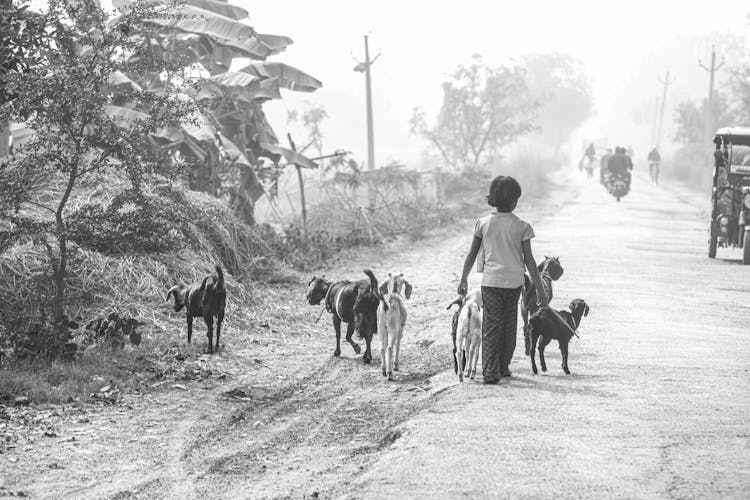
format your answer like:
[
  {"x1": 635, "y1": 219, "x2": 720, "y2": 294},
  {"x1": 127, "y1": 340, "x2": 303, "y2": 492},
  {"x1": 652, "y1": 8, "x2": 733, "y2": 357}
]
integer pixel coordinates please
[
  {"x1": 521, "y1": 239, "x2": 548, "y2": 305},
  {"x1": 458, "y1": 235, "x2": 482, "y2": 295}
]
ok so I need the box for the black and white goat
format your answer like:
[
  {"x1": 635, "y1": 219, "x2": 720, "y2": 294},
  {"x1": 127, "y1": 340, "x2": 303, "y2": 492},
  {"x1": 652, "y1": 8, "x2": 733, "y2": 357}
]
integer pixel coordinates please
[{"x1": 167, "y1": 265, "x2": 226, "y2": 354}]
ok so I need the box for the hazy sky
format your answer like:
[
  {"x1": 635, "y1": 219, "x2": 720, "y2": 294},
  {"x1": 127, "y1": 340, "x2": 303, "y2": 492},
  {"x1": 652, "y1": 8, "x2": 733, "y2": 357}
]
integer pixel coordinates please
[{"x1": 241, "y1": 0, "x2": 750, "y2": 163}]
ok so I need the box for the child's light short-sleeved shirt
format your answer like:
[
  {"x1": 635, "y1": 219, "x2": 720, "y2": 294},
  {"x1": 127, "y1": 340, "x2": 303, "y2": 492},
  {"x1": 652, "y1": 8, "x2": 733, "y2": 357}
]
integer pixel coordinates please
[{"x1": 473, "y1": 212, "x2": 534, "y2": 288}]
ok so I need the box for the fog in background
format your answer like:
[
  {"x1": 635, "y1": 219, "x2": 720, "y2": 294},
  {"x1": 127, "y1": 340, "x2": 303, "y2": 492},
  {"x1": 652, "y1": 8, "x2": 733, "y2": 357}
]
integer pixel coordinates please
[{"x1": 241, "y1": 0, "x2": 750, "y2": 166}]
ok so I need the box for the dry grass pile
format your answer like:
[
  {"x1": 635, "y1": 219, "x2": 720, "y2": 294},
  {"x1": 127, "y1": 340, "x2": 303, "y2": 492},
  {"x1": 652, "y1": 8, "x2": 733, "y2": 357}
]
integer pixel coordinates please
[{"x1": 0, "y1": 177, "x2": 298, "y2": 356}]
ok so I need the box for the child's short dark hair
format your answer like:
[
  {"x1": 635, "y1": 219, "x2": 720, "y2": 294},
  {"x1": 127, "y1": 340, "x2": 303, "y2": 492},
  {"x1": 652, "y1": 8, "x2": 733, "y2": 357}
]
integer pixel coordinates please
[{"x1": 486, "y1": 175, "x2": 521, "y2": 211}]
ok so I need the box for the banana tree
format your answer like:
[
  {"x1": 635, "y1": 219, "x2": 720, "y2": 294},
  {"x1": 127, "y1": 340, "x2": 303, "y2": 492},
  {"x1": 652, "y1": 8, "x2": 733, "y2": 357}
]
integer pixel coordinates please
[{"x1": 110, "y1": 0, "x2": 322, "y2": 225}]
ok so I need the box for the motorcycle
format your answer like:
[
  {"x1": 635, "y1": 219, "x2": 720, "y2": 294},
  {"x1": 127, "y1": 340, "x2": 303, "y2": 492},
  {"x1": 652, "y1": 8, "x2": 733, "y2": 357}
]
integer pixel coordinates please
[{"x1": 607, "y1": 169, "x2": 631, "y2": 201}]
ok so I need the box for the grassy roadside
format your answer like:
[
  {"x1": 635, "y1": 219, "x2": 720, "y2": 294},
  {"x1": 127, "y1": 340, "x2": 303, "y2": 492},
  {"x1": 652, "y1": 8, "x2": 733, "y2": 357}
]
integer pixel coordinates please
[{"x1": 0, "y1": 157, "x2": 566, "y2": 406}]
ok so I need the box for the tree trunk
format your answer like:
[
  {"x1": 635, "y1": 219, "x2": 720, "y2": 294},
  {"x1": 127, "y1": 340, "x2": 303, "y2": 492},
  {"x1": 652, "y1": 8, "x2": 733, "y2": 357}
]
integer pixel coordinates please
[
  {"x1": 53, "y1": 167, "x2": 78, "y2": 324},
  {"x1": 0, "y1": 121, "x2": 10, "y2": 157},
  {"x1": 234, "y1": 167, "x2": 256, "y2": 226},
  {"x1": 231, "y1": 115, "x2": 257, "y2": 226}
]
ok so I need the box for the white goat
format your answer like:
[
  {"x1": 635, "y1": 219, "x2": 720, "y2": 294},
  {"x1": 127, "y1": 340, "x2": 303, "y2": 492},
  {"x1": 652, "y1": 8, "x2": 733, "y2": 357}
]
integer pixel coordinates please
[
  {"x1": 456, "y1": 289, "x2": 482, "y2": 382},
  {"x1": 377, "y1": 273, "x2": 412, "y2": 380}
]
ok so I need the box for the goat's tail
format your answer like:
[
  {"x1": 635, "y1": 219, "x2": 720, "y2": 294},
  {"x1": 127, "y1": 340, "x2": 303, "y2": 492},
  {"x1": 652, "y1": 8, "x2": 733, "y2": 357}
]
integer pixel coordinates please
[
  {"x1": 364, "y1": 269, "x2": 388, "y2": 311},
  {"x1": 446, "y1": 296, "x2": 463, "y2": 310},
  {"x1": 215, "y1": 265, "x2": 224, "y2": 289}
]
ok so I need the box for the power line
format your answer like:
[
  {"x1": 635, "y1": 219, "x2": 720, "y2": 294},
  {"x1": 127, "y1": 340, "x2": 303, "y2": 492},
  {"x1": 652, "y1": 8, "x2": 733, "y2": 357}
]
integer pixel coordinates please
[{"x1": 656, "y1": 70, "x2": 676, "y2": 148}]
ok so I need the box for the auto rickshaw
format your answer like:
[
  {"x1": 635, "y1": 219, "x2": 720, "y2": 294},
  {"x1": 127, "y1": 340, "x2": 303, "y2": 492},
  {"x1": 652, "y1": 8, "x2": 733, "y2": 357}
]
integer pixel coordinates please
[{"x1": 709, "y1": 127, "x2": 750, "y2": 264}]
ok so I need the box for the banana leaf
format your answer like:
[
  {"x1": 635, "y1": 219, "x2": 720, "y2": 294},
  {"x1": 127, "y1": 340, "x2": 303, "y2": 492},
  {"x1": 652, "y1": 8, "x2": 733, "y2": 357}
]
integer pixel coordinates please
[
  {"x1": 10, "y1": 123, "x2": 34, "y2": 147},
  {"x1": 209, "y1": 71, "x2": 260, "y2": 88},
  {"x1": 183, "y1": 121, "x2": 217, "y2": 143},
  {"x1": 147, "y1": 5, "x2": 255, "y2": 41},
  {"x1": 260, "y1": 143, "x2": 317, "y2": 169},
  {"x1": 180, "y1": 0, "x2": 248, "y2": 20},
  {"x1": 238, "y1": 62, "x2": 321, "y2": 92},
  {"x1": 107, "y1": 70, "x2": 142, "y2": 90}
]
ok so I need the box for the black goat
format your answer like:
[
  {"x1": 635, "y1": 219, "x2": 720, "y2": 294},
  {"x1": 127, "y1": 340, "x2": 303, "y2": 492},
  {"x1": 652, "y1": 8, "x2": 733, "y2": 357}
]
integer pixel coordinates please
[
  {"x1": 167, "y1": 265, "x2": 226, "y2": 354},
  {"x1": 529, "y1": 299, "x2": 589, "y2": 375}
]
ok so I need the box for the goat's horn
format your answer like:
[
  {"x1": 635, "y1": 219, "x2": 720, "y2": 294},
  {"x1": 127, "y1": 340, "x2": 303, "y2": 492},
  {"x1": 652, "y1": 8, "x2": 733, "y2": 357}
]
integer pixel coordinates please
[{"x1": 166, "y1": 285, "x2": 180, "y2": 300}]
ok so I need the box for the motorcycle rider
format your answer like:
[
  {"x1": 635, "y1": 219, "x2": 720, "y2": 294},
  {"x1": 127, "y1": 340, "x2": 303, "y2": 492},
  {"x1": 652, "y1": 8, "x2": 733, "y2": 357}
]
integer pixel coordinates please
[
  {"x1": 647, "y1": 146, "x2": 661, "y2": 185},
  {"x1": 608, "y1": 146, "x2": 632, "y2": 193}
]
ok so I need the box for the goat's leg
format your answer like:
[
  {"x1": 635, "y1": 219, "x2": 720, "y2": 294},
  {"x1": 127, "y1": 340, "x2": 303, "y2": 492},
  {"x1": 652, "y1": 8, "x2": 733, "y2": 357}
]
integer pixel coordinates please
[
  {"x1": 204, "y1": 315, "x2": 214, "y2": 354},
  {"x1": 363, "y1": 334, "x2": 372, "y2": 364},
  {"x1": 345, "y1": 322, "x2": 361, "y2": 354},
  {"x1": 452, "y1": 344, "x2": 458, "y2": 375},
  {"x1": 530, "y1": 332, "x2": 539, "y2": 374},
  {"x1": 215, "y1": 310, "x2": 224, "y2": 352},
  {"x1": 472, "y1": 338, "x2": 482, "y2": 379},
  {"x1": 385, "y1": 334, "x2": 394, "y2": 380},
  {"x1": 187, "y1": 314, "x2": 193, "y2": 344},
  {"x1": 333, "y1": 316, "x2": 342, "y2": 357},
  {"x1": 521, "y1": 308, "x2": 530, "y2": 356},
  {"x1": 380, "y1": 324, "x2": 388, "y2": 377},
  {"x1": 394, "y1": 326, "x2": 403, "y2": 371},
  {"x1": 560, "y1": 340, "x2": 570, "y2": 375},
  {"x1": 538, "y1": 336, "x2": 552, "y2": 373},
  {"x1": 457, "y1": 340, "x2": 465, "y2": 383},
  {"x1": 468, "y1": 340, "x2": 478, "y2": 379}
]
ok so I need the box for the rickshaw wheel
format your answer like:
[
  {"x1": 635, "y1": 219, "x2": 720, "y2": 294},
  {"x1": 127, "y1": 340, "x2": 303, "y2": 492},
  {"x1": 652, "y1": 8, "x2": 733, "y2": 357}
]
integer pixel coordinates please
[
  {"x1": 743, "y1": 232, "x2": 750, "y2": 265},
  {"x1": 709, "y1": 235, "x2": 717, "y2": 259}
]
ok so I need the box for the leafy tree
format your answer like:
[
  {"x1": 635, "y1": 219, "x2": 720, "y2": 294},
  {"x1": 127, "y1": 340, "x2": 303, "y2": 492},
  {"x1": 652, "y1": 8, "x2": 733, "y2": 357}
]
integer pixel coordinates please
[
  {"x1": 288, "y1": 104, "x2": 328, "y2": 156},
  {"x1": 522, "y1": 52, "x2": 593, "y2": 157},
  {"x1": 729, "y1": 64, "x2": 750, "y2": 124},
  {"x1": 673, "y1": 91, "x2": 736, "y2": 144},
  {"x1": 410, "y1": 54, "x2": 537, "y2": 172},
  {"x1": 0, "y1": 0, "x2": 54, "y2": 156},
  {"x1": 0, "y1": 0, "x2": 198, "y2": 325}
]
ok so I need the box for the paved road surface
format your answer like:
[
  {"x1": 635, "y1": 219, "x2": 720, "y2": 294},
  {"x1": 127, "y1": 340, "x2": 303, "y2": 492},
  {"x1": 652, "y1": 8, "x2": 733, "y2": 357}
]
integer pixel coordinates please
[{"x1": 345, "y1": 172, "x2": 750, "y2": 499}]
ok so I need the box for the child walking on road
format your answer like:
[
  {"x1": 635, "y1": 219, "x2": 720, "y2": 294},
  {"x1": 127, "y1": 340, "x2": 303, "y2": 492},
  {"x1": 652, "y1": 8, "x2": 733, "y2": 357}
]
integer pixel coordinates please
[{"x1": 458, "y1": 176, "x2": 548, "y2": 383}]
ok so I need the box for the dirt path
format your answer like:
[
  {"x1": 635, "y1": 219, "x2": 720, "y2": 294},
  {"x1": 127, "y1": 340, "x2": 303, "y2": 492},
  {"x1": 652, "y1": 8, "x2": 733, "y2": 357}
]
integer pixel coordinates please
[
  {"x1": 1, "y1": 169, "x2": 582, "y2": 499},
  {"x1": 338, "y1": 170, "x2": 750, "y2": 499}
]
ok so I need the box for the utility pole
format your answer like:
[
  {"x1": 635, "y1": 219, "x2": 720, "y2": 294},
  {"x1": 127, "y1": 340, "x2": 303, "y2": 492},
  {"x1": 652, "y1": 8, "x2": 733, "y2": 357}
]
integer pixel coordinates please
[
  {"x1": 656, "y1": 71, "x2": 676, "y2": 148},
  {"x1": 353, "y1": 35, "x2": 380, "y2": 209},
  {"x1": 699, "y1": 45, "x2": 725, "y2": 142},
  {"x1": 650, "y1": 96, "x2": 660, "y2": 147}
]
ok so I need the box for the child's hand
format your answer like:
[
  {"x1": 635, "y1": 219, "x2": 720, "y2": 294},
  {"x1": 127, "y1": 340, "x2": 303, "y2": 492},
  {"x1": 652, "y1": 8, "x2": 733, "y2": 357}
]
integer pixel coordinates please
[{"x1": 457, "y1": 279, "x2": 468, "y2": 296}]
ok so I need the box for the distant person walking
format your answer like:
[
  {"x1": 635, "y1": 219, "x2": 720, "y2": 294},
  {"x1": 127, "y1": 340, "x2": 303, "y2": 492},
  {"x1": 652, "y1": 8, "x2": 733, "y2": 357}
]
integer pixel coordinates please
[
  {"x1": 585, "y1": 143, "x2": 596, "y2": 160},
  {"x1": 648, "y1": 147, "x2": 661, "y2": 185},
  {"x1": 458, "y1": 176, "x2": 548, "y2": 383}
]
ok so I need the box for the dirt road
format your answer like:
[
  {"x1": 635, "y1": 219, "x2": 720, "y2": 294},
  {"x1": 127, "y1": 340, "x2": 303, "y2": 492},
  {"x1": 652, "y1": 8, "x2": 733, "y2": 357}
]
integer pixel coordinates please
[{"x1": 2, "y1": 169, "x2": 749, "y2": 499}]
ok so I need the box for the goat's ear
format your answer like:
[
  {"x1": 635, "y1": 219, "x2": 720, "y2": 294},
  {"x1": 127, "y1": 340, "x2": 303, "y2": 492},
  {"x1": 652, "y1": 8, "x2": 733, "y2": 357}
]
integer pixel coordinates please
[
  {"x1": 584, "y1": 304, "x2": 590, "y2": 317},
  {"x1": 308, "y1": 276, "x2": 316, "y2": 286},
  {"x1": 404, "y1": 280, "x2": 413, "y2": 300},
  {"x1": 379, "y1": 281, "x2": 389, "y2": 296}
]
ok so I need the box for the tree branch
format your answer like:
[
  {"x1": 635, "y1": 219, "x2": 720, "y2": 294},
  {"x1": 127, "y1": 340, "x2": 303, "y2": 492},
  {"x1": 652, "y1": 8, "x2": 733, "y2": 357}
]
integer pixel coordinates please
[{"x1": 23, "y1": 200, "x2": 56, "y2": 215}]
